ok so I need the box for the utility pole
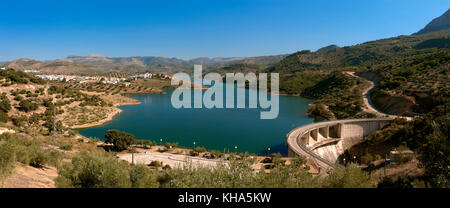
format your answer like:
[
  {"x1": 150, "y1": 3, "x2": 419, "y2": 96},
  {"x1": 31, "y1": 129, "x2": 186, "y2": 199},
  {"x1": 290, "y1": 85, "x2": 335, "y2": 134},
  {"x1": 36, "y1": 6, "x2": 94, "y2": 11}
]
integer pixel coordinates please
[{"x1": 53, "y1": 103, "x2": 57, "y2": 140}]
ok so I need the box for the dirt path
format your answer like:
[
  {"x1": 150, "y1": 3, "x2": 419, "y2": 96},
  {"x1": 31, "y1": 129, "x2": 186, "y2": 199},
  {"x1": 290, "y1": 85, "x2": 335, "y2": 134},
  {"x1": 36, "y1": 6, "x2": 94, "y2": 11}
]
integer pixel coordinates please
[{"x1": 345, "y1": 72, "x2": 413, "y2": 121}]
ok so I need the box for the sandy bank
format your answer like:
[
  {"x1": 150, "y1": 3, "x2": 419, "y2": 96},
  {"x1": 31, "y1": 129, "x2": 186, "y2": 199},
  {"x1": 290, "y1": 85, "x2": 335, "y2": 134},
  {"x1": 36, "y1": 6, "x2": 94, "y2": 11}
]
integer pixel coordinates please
[{"x1": 70, "y1": 107, "x2": 123, "y2": 129}]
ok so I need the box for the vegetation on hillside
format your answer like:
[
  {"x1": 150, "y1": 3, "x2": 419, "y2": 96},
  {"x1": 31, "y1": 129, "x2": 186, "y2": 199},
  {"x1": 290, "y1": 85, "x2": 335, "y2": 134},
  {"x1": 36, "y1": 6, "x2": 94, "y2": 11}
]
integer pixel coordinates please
[
  {"x1": 345, "y1": 104, "x2": 449, "y2": 187},
  {"x1": 367, "y1": 49, "x2": 449, "y2": 115},
  {"x1": 0, "y1": 133, "x2": 63, "y2": 185},
  {"x1": 0, "y1": 68, "x2": 131, "y2": 132},
  {"x1": 55, "y1": 150, "x2": 374, "y2": 188},
  {"x1": 0, "y1": 68, "x2": 46, "y2": 86},
  {"x1": 301, "y1": 71, "x2": 373, "y2": 120},
  {"x1": 268, "y1": 29, "x2": 449, "y2": 119}
]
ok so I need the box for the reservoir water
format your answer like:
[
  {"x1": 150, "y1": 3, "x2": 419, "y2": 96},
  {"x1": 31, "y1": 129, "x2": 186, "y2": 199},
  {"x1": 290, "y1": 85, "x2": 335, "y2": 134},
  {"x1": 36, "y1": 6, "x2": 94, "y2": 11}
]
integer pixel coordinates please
[{"x1": 78, "y1": 87, "x2": 314, "y2": 155}]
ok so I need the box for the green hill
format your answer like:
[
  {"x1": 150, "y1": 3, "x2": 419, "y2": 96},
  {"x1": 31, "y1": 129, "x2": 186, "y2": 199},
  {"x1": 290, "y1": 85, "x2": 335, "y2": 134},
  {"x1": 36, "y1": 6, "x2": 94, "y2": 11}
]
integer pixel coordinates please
[{"x1": 267, "y1": 29, "x2": 449, "y2": 117}]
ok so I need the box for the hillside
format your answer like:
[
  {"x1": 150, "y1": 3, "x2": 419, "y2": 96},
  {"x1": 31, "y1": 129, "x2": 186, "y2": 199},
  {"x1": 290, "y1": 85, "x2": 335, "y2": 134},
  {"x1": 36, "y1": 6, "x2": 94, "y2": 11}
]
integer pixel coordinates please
[
  {"x1": 268, "y1": 29, "x2": 450, "y2": 117},
  {"x1": 6, "y1": 54, "x2": 286, "y2": 76},
  {"x1": 415, "y1": 9, "x2": 450, "y2": 35},
  {"x1": 6, "y1": 58, "x2": 118, "y2": 75},
  {"x1": 59, "y1": 55, "x2": 192, "y2": 74}
]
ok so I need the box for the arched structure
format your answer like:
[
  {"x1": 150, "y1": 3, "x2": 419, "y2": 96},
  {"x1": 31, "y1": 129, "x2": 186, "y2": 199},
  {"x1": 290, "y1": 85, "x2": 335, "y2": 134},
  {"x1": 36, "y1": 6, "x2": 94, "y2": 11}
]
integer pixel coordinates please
[{"x1": 286, "y1": 118, "x2": 392, "y2": 172}]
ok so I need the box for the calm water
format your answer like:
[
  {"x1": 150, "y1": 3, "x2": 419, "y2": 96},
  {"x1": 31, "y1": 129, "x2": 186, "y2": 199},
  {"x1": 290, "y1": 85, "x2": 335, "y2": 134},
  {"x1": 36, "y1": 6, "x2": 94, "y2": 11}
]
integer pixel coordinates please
[{"x1": 78, "y1": 87, "x2": 313, "y2": 155}]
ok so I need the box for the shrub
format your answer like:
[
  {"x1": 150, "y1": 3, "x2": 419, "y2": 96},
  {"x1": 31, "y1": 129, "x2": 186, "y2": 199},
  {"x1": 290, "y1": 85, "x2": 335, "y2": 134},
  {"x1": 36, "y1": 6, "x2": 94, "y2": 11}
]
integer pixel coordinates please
[
  {"x1": 59, "y1": 144, "x2": 73, "y2": 151},
  {"x1": 55, "y1": 151, "x2": 131, "y2": 188},
  {"x1": 210, "y1": 150, "x2": 222, "y2": 158},
  {"x1": 375, "y1": 154, "x2": 383, "y2": 161},
  {"x1": 0, "y1": 133, "x2": 58, "y2": 174},
  {"x1": 0, "y1": 140, "x2": 17, "y2": 183},
  {"x1": 189, "y1": 150, "x2": 199, "y2": 156},
  {"x1": 0, "y1": 94, "x2": 11, "y2": 113},
  {"x1": 322, "y1": 164, "x2": 375, "y2": 188},
  {"x1": 148, "y1": 160, "x2": 162, "y2": 167},
  {"x1": 194, "y1": 146, "x2": 206, "y2": 153},
  {"x1": 11, "y1": 116, "x2": 26, "y2": 127},
  {"x1": 129, "y1": 164, "x2": 158, "y2": 188},
  {"x1": 104, "y1": 129, "x2": 136, "y2": 151},
  {"x1": 164, "y1": 142, "x2": 179, "y2": 149},
  {"x1": 0, "y1": 111, "x2": 8, "y2": 123},
  {"x1": 360, "y1": 153, "x2": 374, "y2": 165},
  {"x1": 14, "y1": 95, "x2": 23, "y2": 101},
  {"x1": 29, "y1": 147, "x2": 48, "y2": 168},
  {"x1": 261, "y1": 157, "x2": 272, "y2": 163},
  {"x1": 18, "y1": 99, "x2": 39, "y2": 112}
]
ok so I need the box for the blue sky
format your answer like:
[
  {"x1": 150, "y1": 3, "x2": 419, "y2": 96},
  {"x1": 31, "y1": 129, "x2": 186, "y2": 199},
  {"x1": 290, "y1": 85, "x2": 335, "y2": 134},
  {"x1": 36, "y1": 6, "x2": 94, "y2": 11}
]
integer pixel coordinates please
[{"x1": 0, "y1": 0, "x2": 449, "y2": 61}]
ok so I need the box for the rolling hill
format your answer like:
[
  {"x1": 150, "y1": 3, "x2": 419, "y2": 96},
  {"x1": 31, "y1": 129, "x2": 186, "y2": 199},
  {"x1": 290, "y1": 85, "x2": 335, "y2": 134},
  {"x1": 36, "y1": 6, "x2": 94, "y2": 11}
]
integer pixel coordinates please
[{"x1": 6, "y1": 54, "x2": 286, "y2": 75}]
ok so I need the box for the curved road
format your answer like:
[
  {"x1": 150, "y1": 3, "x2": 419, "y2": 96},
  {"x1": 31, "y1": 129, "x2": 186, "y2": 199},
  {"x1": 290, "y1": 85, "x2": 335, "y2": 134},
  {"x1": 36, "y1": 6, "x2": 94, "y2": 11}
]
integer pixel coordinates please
[
  {"x1": 286, "y1": 118, "x2": 393, "y2": 172},
  {"x1": 285, "y1": 72, "x2": 414, "y2": 172},
  {"x1": 345, "y1": 72, "x2": 413, "y2": 121}
]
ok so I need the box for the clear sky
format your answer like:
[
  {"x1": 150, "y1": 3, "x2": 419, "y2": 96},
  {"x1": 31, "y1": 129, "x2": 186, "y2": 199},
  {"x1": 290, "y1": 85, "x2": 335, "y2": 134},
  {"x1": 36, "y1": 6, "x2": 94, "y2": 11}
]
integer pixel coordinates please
[{"x1": 0, "y1": 0, "x2": 449, "y2": 61}]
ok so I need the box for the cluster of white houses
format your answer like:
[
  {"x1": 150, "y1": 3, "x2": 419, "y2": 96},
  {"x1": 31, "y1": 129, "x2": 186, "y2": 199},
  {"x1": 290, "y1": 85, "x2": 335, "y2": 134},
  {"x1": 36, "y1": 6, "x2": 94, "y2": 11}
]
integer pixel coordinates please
[{"x1": 35, "y1": 72, "x2": 169, "y2": 85}]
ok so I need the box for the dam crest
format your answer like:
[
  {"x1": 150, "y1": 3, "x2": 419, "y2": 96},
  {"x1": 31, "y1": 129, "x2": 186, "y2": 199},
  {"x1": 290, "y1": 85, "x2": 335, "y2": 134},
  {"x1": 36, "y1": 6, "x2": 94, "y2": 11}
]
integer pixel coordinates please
[{"x1": 286, "y1": 118, "x2": 393, "y2": 172}]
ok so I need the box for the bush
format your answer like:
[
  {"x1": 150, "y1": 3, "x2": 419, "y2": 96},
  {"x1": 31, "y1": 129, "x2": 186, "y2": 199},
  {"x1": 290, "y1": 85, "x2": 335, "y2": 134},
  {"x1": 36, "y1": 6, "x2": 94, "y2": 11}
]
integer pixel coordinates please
[
  {"x1": 0, "y1": 94, "x2": 11, "y2": 113},
  {"x1": 55, "y1": 151, "x2": 131, "y2": 188},
  {"x1": 0, "y1": 140, "x2": 17, "y2": 183},
  {"x1": 210, "y1": 150, "x2": 222, "y2": 158},
  {"x1": 129, "y1": 164, "x2": 159, "y2": 188},
  {"x1": 375, "y1": 154, "x2": 383, "y2": 161},
  {"x1": 11, "y1": 116, "x2": 26, "y2": 127},
  {"x1": 189, "y1": 150, "x2": 199, "y2": 156},
  {"x1": 0, "y1": 111, "x2": 8, "y2": 123},
  {"x1": 104, "y1": 129, "x2": 136, "y2": 151},
  {"x1": 54, "y1": 151, "x2": 378, "y2": 188},
  {"x1": 18, "y1": 99, "x2": 39, "y2": 112},
  {"x1": 13, "y1": 95, "x2": 23, "y2": 101},
  {"x1": 148, "y1": 160, "x2": 162, "y2": 167},
  {"x1": 164, "y1": 142, "x2": 179, "y2": 149},
  {"x1": 29, "y1": 146, "x2": 48, "y2": 168},
  {"x1": 322, "y1": 164, "x2": 375, "y2": 188},
  {"x1": 194, "y1": 146, "x2": 206, "y2": 153},
  {"x1": 0, "y1": 133, "x2": 57, "y2": 172},
  {"x1": 135, "y1": 140, "x2": 156, "y2": 148},
  {"x1": 59, "y1": 144, "x2": 73, "y2": 151},
  {"x1": 360, "y1": 153, "x2": 374, "y2": 165}
]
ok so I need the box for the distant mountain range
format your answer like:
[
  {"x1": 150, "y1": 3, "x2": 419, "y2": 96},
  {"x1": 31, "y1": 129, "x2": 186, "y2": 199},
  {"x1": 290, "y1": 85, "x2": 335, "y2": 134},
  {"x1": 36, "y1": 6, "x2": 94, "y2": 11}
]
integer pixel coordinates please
[
  {"x1": 5, "y1": 9, "x2": 449, "y2": 76},
  {"x1": 415, "y1": 9, "x2": 450, "y2": 35},
  {"x1": 6, "y1": 54, "x2": 287, "y2": 75}
]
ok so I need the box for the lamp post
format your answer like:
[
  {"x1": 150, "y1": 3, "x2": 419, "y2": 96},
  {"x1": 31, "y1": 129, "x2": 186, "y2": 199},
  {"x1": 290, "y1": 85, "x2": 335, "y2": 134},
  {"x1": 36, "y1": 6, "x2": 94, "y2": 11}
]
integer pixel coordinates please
[
  {"x1": 234, "y1": 146, "x2": 238, "y2": 153},
  {"x1": 343, "y1": 158, "x2": 346, "y2": 166},
  {"x1": 193, "y1": 141, "x2": 196, "y2": 149},
  {"x1": 159, "y1": 138, "x2": 163, "y2": 146},
  {"x1": 384, "y1": 154, "x2": 388, "y2": 177},
  {"x1": 353, "y1": 155, "x2": 357, "y2": 164},
  {"x1": 267, "y1": 147, "x2": 271, "y2": 156}
]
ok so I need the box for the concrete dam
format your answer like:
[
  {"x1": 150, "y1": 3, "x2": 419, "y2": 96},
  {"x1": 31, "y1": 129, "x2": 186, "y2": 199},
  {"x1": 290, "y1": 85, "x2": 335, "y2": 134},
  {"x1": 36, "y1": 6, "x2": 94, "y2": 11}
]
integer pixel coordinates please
[{"x1": 286, "y1": 118, "x2": 392, "y2": 172}]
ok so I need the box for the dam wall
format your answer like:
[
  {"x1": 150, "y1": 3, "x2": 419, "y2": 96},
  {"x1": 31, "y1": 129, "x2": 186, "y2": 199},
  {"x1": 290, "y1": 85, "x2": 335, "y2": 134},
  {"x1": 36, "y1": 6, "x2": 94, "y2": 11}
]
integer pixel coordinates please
[{"x1": 286, "y1": 118, "x2": 392, "y2": 172}]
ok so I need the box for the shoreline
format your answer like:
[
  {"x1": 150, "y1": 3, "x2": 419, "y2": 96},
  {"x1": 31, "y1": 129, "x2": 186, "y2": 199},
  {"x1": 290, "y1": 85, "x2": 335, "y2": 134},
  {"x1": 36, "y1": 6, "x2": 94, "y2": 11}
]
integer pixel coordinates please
[
  {"x1": 71, "y1": 97, "x2": 142, "y2": 130},
  {"x1": 71, "y1": 107, "x2": 123, "y2": 129}
]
